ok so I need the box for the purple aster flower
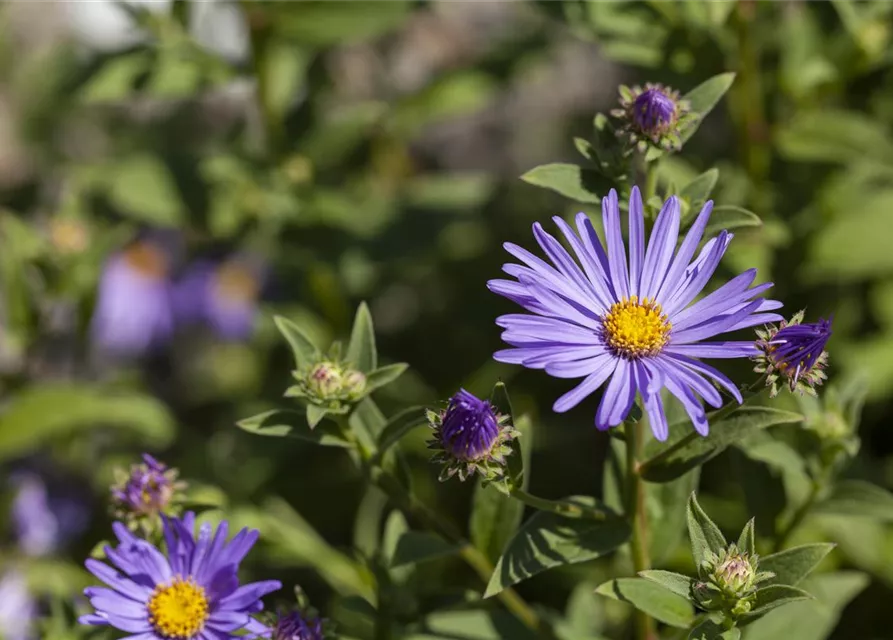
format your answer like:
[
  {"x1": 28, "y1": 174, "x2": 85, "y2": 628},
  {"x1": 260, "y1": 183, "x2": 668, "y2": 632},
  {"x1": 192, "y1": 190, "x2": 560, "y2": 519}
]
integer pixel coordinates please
[
  {"x1": 271, "y1": 610, "x2": 325, "y2": 640},
  {"x1": 489, "y1": 187, "x2": 783, "y2": 441},
  {"x1": 11, "y1": 470, "x2": 90, "y2": 556},
  {"x1": 111, "y1": 454, "x2": 183, "y2": 520},
  {"x1": 91, "y1": 239, "x2": 175, "y2": 357},
  {"x1": 79, "y1": 512, "x2": 281, "y2": 640},
  {"x1": 0, "y1": 571, "x2": 36, "y2": 640},
  {"x1": 173, "y1": 258, "x2": 264, "y2": 341},
  {"x1": 755, "y1": 312, "x2": 831, "y2": 397},
  {"x1": 427, "y1": 389, "x2": 519, "y2": 482},
  {"x1": 633, "y1": 88, "x2": 677, "y2": 133}
]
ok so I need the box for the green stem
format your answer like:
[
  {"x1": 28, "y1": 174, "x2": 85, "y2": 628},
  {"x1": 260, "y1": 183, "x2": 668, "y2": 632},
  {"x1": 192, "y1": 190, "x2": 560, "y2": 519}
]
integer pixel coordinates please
[
  {"x1": 774, "y1": 480, "x2": 821, "y2": 552},
  {"x1": 625, "y1": 418, "x2": 656, "y2": 640},
  {"x1": 510, "y1": 488, "x2": 618, "y2": 521},
  {"x1": 370, "y1": 468, "x2": 551, "y2": 637},
  {"x1": 241, "y1": 2, "x2": 279, "y2": 155}
]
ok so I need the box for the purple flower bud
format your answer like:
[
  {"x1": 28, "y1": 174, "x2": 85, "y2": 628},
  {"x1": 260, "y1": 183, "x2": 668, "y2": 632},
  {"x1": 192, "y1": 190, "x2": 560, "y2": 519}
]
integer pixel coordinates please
[
  {"x1": 611, "y1": 83, "x2": 692, "y2": 152},
  {"x1": 768, "y1": 317, "x2": 832, "y2": 383},
  {"x1": 111, "y1": 453, "x2": 181, "y2": 518},
  {"x1": 91, "y1": 240, "x2": 174, "y2": 357},
  {"x1": 632, "y1": 87, "x2": 678, "y2": 135},
  {"x1": 440, "y1": 389, "x2": 501, "y2": 462},
  {"x1": 272, "y1": 611, "x2": 325, "y2": 640}
]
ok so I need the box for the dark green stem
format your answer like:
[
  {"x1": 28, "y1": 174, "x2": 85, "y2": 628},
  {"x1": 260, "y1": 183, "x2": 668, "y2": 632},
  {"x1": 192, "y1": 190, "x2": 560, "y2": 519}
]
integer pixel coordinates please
[
  {"x1": 510, "y1": 488, "x2": 618, "y2": 521},
  {"x1": 626, "y1": 418, "x2": 657, "y2": 640}
]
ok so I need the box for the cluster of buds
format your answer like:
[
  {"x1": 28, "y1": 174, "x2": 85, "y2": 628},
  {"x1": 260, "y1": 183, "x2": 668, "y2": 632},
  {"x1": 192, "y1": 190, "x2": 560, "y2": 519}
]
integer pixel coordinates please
[
  {"x1": 111, "y1": 454, "x2": 185, "y2": 533},
  {"x1": 263, "y1": 587, "x2": 331, "y2": 640},
  {"x1": 427, "y1": 389, "x2": 519, "y2": 484},
  {"x1": 289, "y1": 360, "x2": 367, "y2": 411},
  {"x1": 754, "y1": 311, "x2": 832, "y2": 398},
  {"x1": 611, "y1": 83, "x2": 696, "y2": 153},
  {"x1": 693, "y1": 544, "x2": 774, "y2": 618}
]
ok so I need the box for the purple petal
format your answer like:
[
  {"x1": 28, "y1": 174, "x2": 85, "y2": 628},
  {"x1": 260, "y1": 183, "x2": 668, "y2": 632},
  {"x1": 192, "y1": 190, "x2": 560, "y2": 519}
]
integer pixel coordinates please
[
  {"x1": 218, "y1": 580, "x2": 282, "y2": 611},
  {"x1": 533, "y1": 223, "x2": 606, "y2": 311},
  {"x1": 575, "y1": 212, "x2": 617, "y2": 301},
  {"x1": 670, "y1": 299, "x2": 762, "y2": 344},
  {"x1": 671, "y1": 271, "x2": 761, "y2": 329},
  {"x1": 665, "y1": 341, "x2": 760, "y2": 359},
  {"x1": 546, "y1": 352, "x2": 613, "y2": 379},
  {"x1": 667, "y1": 353, "x2": 742, "y2": 403},
  {"x1": 553, "y1": 357, "x2": 618, "y2": 412},
  {"x1": 628, "y1": 187, "x2": 645, "y2": 297},
  {"x1": 655, "y1": 201, "x2": 714, "y2": 303},
  {"x1": 595, "y1": 359, "x2": 636, "y2": 430},
  {"x1": 602, "y1": 189, "x2": 630, "y2": 299},
  {"x1": 640, "y1": 196, "x2": 681, "y2": 300},
  {"x1": 635, "y1": 362, "x2": 668, "y2": 441},
  {"x1": 662, "y1": 232, "x2": 733, "y2": 317},
  {"x1": 660, "y1": 368, "x2": 709, "y2": 436},
  {"x1": 552, "y1": 215, "x2": 615, "y2": 311}
]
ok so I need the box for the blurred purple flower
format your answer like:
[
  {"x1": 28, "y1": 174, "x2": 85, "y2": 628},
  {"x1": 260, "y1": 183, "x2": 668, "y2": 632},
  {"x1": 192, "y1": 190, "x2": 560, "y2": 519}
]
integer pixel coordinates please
[
  {"x1": 91, "y1": 239, "x2": 175, "y2": 357},
  {"x1": 11, "y1": 471, "x2": 90, "y2": 556},
  {"x1": 0, "y1": 571, "x2": 36, "y2": 640},
  {"x1": 271, "y1": 610, "x2": 325, "y2": 640},
  {"x1": 111, "y1": 453, "x2": 182, "y2": 519},
  {"x1": 174, "y1": 257, "x2": 264, "y2": 341}
]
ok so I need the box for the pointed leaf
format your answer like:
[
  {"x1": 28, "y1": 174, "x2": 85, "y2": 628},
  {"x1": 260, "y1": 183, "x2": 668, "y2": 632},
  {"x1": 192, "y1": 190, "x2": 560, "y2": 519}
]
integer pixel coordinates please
[
  {"x1": 680, "y1": 169, "x2": 719, "y2": 211},
  {"x1": 364, "y1": 363, "x2": 408, "y2": 394},
  {"x1": 595, "y1": 578, "x2": 695, "y2": 628},
  {"x1": 237, "y1": 409, "x2": 351, "y2": 448},
  {"x1": 484, "y1": 497, "x2": 628, "y2": 597},
  {"x1": 740, "y1": 585, "x2": 813, "y2": 622},
  {"x1": 759, "y1": 543, "x2": 835, "y2": 587},
  {"x1": 490, "y1": 382, "x2": 525, "y2": 487},
  {"x1": 346, "y1": 302, "x2": 377, "y2": 372},
  {"x1": 637, "y1": 570, "x2": 695, "y2": 600},
  {"x1": 812, "y1": 479, "x2": 893, "y2": 521},
  {"x1": 680, "y1": 72, "x2": 736, "y2": 143},
  {"x1": 641, "y1": 408, "x2": 804, "y2": 483},
  {"x1": 688, "y1": 619, "x2": 740, "y2": 640},
  {"x1": 376, "y1": 406, "x2": 429, "y2": 454},
  {"x1": 520, "y1": 163, "x2": 604, "y2": 204},
  {"x1": 390, "y1": 532, "x2": 460, "y2": 568},
  {"x1": 705, "y1": 205, "x2": 761, "y2": 237},
  {"x1": 274, "y1": 315, "x2": 319, "y2": 370},
  {"x1": 738, "y1": 571, "x2": 869, "y2": 639},
  {"x1": 470, "y1": 484, "x2": 525, "y2": 564},
  {"x1": 687, "y1": 493, "x2": 726, "y2": 566},
  {"x1": 306, "y1": 404, "x2": 327, "y2": 428},
  {"x1": 737, "y1": 519, "x2": 756, "y2": 556}
]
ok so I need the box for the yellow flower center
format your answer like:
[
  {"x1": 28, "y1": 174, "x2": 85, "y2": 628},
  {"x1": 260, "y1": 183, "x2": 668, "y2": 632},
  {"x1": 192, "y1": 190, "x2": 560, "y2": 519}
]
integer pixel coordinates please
[
  {"x1": 602, "y1": 296, "x2": 671, "y2": 359},
  {"x1": 124, "y1": 242, "x2": 168, "y2": 279},
  {"x1": 147, "y1": 577, "x2": 209, "y2": 639},
  {"x1": 214, "y1": 262, "x2": 259, "y2": 303}
]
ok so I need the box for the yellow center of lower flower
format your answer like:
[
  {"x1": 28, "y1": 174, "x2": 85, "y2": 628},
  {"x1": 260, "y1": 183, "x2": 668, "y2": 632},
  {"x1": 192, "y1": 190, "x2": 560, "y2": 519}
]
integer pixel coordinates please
[
  {"x1": 215, "y1": 262, "x2": 259, "y2": 302},
  {"x1": 602, "y1": 296, "x2": 671, "y2": 359},
  {"x1": 124, "y1": 242, "x2": 168, "y2": 279},
  {"x1": 147, "y1": 577, "x2": 209, "y2": 639}
]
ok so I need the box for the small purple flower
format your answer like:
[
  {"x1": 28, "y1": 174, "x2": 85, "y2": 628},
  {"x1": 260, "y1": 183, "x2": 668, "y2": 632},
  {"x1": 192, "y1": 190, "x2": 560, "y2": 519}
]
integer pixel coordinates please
[
  {"x1": 632, "y1": 87, "x2": 677, "y2": 134},
  {"x1": 91, "y1": 240, "x2": 175, "y2": 357},
  {"x1": 489, "y1": 188, "x2": 782, "y2": 440},
  {"x1": 11, "y1": 471, "x2": 90, "y2": 556},
  {"x1": 174, "y1": 258, "x2": 264, "y2": 341},
  {"x1": 755, "y1": 312, "x2": 831, "y2": 396},
  {"x1": 0, "y1": 571, "x2": 36, "y2": 640},
  {"x1": 111, "y1": 454, "x2": 182, "y2": 520},
  {"x1": 427, "y1": 389, "x2": 519, "y2": 482},
  {"x1": 271, "y1": 610, "x2": 325, "y2": 640},
  {"x1": 80, "y1": 512, "x2": 281, "y2": 640}
]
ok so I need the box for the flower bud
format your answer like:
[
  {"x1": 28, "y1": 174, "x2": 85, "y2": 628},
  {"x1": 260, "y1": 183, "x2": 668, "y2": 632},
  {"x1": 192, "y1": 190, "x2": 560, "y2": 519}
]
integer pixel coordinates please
[
  {"x1": 306, "y1": 362, "x2": 343, "y2": 398},
  {"x1": 713, "y1": 549, "x2": 757, "y2": 598},
  {"x1": 111, "y1": 454, "x2": 184, "y2": 523},
  {"x1": 754, "y1": 311, "x2": 832, "y2": 397},
  {"x1": 271, "y1": 610, "x2": 325, "y2": 640},
  {"x1": 611, "y1": 83, "x2": 694, "y2": 152},
  {"x1": 427, "y1": 389, "x2": 519, "y2": 483},
  {"x1": 341, "y1": 369, "x2": 367, "y2": 400}
]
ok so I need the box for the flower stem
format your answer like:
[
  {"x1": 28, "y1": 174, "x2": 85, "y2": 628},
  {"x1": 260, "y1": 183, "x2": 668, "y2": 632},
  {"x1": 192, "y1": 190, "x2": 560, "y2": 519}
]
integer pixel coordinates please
[
  {"x1": 370, "y1": 467, "x2": 553, "y2": 637},
  {"x1": 625, "y1": 418, "x2": 657, "y2": 640},
  {"x1": 510, "y1": 488, "x2": 618, "y2": 521}
]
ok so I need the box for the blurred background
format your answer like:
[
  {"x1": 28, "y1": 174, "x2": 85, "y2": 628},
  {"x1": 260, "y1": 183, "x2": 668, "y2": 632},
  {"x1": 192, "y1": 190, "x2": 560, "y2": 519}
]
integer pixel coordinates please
[{"x1": 2, "y1": 1, "x2": 893, "y2": 638}]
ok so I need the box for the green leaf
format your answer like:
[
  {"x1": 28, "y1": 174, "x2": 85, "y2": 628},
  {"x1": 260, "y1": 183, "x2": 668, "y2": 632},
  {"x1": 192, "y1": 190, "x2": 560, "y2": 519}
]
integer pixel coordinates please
[
  {"x1": 741, "y1": 585, "x2": 813, "y2": 622},
  {"x1": 704, "y1": 205, "x2": 761, "y2": 237},
  {"x1": 268, "y1": 1, "x2": 412, "y2": 46},
  {"x1": 812, "y1": 479, "x2": 893, "y2": 521},
  {"x1": 106, "y1": 155, "x2": 185, "y2": 226},
  {"x1": 364, "y1": 363, "x2": 408, "y2": 394},
  {"x1": 759, "y1": 543, "x2": 835, "y2": 587},
  {"x1": 376, "y1": 406, "x2": 429, "y2": 455},
  {"x1": 470, "y1": 484, "x2": 525, "y2": 565},
  {"x1": 776, "y1": 109, "x2": 893, "y2": 164},
  {"x1": 688, "y1": 619, "x2": 740, "y2": 640},
  {"x1": 739, "y1": 571, "x2": 869, "y2": 639},
  {"x1": 346, "y1": 302, "x2": 377, "y2": 372},
  {"x1": 274, "y1": 315, "x2": 319, "y2": 370},
  {"x1": 306, "y1": 404, "x2": 327, "y2": 428},
  {"x1": 648, "y1": 467, "x2": 701, "y2": 564},
  {"x1": 687, "y1": 492, "x2": 726, "y2": 567},
  {"x1": 680, "y1": 72, "x2": 736, "y2": 143},
  {"x1": 0, "y1": 384, "x2": 174, "y2": 461},
  {"x1": 641, "y1": 408, "x2": 804, "y2": 483},
  {"x1": 390, "y1": 532, "x2": 460, "y2": 568},
  {"x1": 520, "y1": 163, "x2": 604, "y2": 204},
  {"x1": 484, "y1": 497, "x2": 629, "y2": 597},
  {"x1": 78, "y1": 51, "x2": 153, "y2": 103},
  {"x1": 490, "y1": 382, "x2": 526, "y2": 487},
  {"x1": 737, "y1": 518, "x2": 756, "y2": 556},
  {"x1": 595, "y1": 578, "x2": 695, "y2": 628},
  {"x1": 680, "y1": 169, "x2": 719, "y2": 210},
  {"x1": 236, "y1": 409, "x2": 351, "y2": 448},
  {"x1": 637, "y1": 570, "x2": 694, "y2": 600}
]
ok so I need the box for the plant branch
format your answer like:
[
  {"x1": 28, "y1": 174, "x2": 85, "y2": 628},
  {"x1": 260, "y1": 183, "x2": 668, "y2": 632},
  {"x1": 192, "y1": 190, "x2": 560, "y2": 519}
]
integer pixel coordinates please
[
  {"x1": 510, "y1": 488, "x2": 619, "y2": 521},
  {"x1": 626, "y1": 418, "x2": 656, "y2": 640}
]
